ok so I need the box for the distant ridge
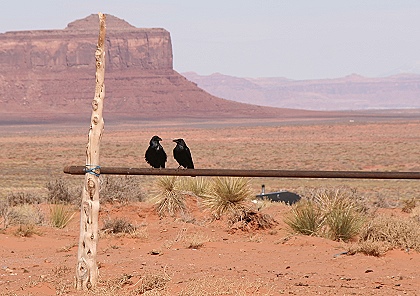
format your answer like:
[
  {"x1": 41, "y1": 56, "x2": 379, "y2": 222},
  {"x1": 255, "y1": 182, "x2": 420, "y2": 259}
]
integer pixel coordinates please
[{"x1": 182, "y1": 72, "x2": 420, "y2": 111}]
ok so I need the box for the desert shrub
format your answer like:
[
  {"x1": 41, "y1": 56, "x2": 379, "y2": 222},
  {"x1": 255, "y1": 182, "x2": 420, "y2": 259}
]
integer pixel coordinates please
[
  {"x1": 201, "y1": 177, "x2": 252, "y2": 218},
  {"x1": 315, "y1": 188, "x2": 366, "y2": 241},
  {"x1": 46, "y1": 178, "x2": 79, "y2": 204},
  {"x1": 358, "y1": 214, "x2": 420, "y2": 252},
  {"x1": 1, "y1": 192, "x2": 44, "y2": 228},
  {"x1": 284, "y1": 199, "x2": 323, "y2": 236},
  {"x1": 153, "y1": 176, "x2": 187, "y2": 217},
  {"x1": 347, "y1": 240, "x2": 391, "y2": 257},
  {"x1": 5, "y1": 192, "x2": 43, "y2": 206},
  {"x1": 100, "y1": 175, "x2": 145, "y2": 204},
  {"x1": 285, "y1": 187, "x2": 366, "y2": 241},
  {"x1": 132, "y1": 271, "x2": 171, "y2": 295},
  {"x1": 185, "y1": 232, "x2": 209, "y2": 249},
  {"x1": 14, "y1": 224, "x2": 40, "y2": 237},
  {"x1": 0, "y1": 196, "x2": 10, "y2": 228},
  {"x1": 228, "y1": 208, "x2": 277, "y2": 232},
  {"x1": 102, "y1": 217, "x2": 136, "y2": 234},
  {"x1": 401, "y1": 197, "x2": 417, "y2": 213},
  {"x1": 50, "y1": 204, "x2": 76, "y2": 228},
  {"x1": 8, "y1": 204, "x2": 44, "y2": 226},
  {"x1": 178, "y1": 176, "x2": 212, "y2": 198}
]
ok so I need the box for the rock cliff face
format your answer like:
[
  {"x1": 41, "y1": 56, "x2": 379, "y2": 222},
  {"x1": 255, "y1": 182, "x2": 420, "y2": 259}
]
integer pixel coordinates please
[
  {"x1": 0, "y1": 14, "x2": 173, "y2": 72},
  {"x1": 0, "y1": 15, "x2": 296, "y2": 123}
]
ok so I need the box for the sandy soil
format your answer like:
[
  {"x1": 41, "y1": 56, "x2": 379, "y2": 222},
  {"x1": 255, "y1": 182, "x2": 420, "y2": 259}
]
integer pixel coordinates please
[
  {"x1": 1, "y1": 118, "x2": 420, "y2": 295},
  {"x1": 1, "y1": 202, "x2": 420, "y2": 295}
]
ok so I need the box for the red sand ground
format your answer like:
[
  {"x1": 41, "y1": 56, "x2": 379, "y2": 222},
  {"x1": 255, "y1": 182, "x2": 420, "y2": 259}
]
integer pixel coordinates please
[
  {"x1": 1, "y1": 201, "x2": 419, "y2": 295},
  {"x1": 1, "y1": 118, "x2": 420, "y2": 295}
]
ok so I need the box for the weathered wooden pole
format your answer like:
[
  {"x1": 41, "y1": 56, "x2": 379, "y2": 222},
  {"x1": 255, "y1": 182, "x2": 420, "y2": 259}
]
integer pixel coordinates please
[{"x1": 75, "y1": 13, "x2": 106, "y2": 290}]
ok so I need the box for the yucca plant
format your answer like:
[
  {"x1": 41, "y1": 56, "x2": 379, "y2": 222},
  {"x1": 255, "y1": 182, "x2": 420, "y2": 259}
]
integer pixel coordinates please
[
  {"x1": 284, "y1": 199, "x2": 323, "y2": 236},
  {"x1": 325, "y1": 205, "x2": 365, "y2": 241},
  {"x1": 50, "y1": 204, "x2": 75, "y2": 228},
  {"x1": 153, "y1": 176, "x2": 186, "y2": 217},
  {"x1": 285, "y1": 187, "x2": 366, "y2": 241},
  {"x1": 179, "y1": 177, "x2": 211, "y2": 198},
  {"x1": 201, "y1": 177, "x2": 251, "y2": 218},
  {"x1": 314, "y1": 188, "x2": 365, "y2": 241}
]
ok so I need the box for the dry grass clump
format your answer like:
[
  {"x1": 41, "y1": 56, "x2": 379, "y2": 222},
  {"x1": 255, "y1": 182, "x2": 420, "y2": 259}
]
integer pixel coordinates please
[
  {"x1": 357, "y1": 214, "x2": 420, "y2": 253},
  {"x1": 92, "y1": 271, "x2": 171, "y2": 295},
  {"x1": 400, "y1": 197, "x2": 417, "y2": 213},
  {"x1": 179, "y1": 177, "x2": 212, "y2": 198},
  {"x1": 49, "y1": 204, "x2": 75, "y2": 228},
  {"x1": 178, "y1": 277, "x2": 275, "y2": 295},
  {"x1": 8, "y1": 204, "x2": 44, "y2": 226},
  {"x1": 201, "y1": 177, "x2": 251, "y2": 218},
  {"x1": 228, "y1": 208, "x2": 277, "y2": 232},
  {"x1": 1, "y1": 192, "x2": 44, "y2": 228},
  {"x1": 184, "y1": 232, "x2": 210, "y2": 249},
  {"x1": 132, "y1": 271, "x2": 171, "y2": 295},
  {"x1": 347, "y1": 240, "x2": 391, "y2": 257},
  {"x1": 153, "y1": 176, "x2": 187, "y2": 218},
  {"x1": 100, "y1": 176, "x2": 145, "y2": 204},
  {"x1": 14, "y1": 224, "x2": 41, "y2": 237},
  {"x1": 285, "y1": 187, "x2": 366, "y2": 241},
  {"x1": 102, "y1": 217, "x2": 137, "y2": 235},
  {"x1": 284, "y1": 199, "x2": 323, "y2": 236}
]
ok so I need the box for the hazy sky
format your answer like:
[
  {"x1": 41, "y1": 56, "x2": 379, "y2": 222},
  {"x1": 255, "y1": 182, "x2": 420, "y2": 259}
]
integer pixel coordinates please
[{"x1": 1, "y1": 1, "x2": 420, "y2": 80}]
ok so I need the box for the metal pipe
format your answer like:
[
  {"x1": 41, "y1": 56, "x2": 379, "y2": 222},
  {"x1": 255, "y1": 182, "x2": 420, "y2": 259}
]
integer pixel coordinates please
[{"x1": 63, "y1": 166, "x2": 420, "y2": 180}]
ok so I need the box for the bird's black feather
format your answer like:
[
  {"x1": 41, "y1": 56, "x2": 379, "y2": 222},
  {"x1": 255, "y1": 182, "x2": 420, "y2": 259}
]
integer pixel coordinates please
[
  {"x1": 173, "y1": 138, "x2": 194, "y2": 169},
  {"x1": 145, "y1": 135, "x2": 167, "y2": 168}
]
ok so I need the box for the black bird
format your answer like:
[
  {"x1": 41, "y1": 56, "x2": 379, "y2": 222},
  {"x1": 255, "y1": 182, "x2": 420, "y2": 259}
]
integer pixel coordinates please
[
  {"x1": 173, "y1": 138, "x2": 194, "y2": 169},
  {"x1": 145, "y1": 135, "x2": 167, "y2": 168}
]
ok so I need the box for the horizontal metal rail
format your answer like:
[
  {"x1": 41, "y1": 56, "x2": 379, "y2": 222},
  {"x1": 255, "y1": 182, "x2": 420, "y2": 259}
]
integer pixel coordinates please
[{"x1": 63, "y1": 166, "x2": 420, "y2": 180}]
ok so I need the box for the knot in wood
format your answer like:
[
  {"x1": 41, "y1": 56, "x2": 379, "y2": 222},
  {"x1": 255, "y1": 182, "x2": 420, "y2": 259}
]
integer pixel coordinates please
[
  {"x1": 87, "y1": 178, "x2": 95, "y2": 188},
  {"x1": 92, "y1": 116, "x2": 99, "y2": 125},
  {"x1": 87, "y1": 178, "x2": 96, "y2": 199},
  {"x1": 76, "y1": 259, "x2": 88, "y2": 279},
  {"x1": 91, "y1": 100, "x2": 99, "y2": 111}
]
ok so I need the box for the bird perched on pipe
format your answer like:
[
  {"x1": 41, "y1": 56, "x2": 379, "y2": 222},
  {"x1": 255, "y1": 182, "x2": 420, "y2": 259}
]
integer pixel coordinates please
[
  {"x1": 173, "y1": 138, "x2": 194, "y2": 169},
  {"x1": 145, "y1": 135, "x2": 167, "y2": 168}
]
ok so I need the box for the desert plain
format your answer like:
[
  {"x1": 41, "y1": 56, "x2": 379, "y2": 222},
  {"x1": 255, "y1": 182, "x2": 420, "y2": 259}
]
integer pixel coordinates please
[{"x1": 1, "y1": 115, "x2": 420, "y2": 295}]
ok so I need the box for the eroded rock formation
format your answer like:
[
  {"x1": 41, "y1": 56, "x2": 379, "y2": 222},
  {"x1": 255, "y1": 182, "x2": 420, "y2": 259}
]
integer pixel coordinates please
[{"x1": 0, "y1": 14, "x2": 294, "y2": 123}]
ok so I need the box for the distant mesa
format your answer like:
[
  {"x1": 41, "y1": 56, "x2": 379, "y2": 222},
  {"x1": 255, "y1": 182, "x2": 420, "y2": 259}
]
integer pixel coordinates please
[
  {"x1": 65, "y1": 14, "x2": 136, "y2": 31},
  {"x1": 182, "y1": 71, "x2": 420, "y2": 111},
  {"x1": 1, "y1": 14, "x2": 316, "y2": 123},
  {"x1": 1, "y1": 15, "x2": 417, "y2": 125}
]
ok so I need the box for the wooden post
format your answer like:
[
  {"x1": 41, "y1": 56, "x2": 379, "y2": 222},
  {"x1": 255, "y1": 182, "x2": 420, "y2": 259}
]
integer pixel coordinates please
[{"x1": 75, "y1": 13, "x2": 106, "y2": 290}]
